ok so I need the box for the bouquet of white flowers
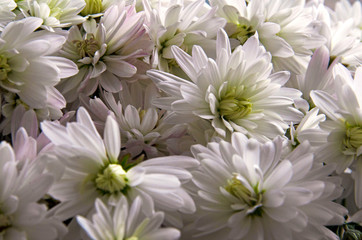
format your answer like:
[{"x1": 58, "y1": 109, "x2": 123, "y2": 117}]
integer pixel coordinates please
[{"x1": 0, "y1": 0, "x2": 361, "y2": 239}]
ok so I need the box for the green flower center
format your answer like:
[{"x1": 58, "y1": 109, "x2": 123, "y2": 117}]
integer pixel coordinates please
[
  {"x1": 225, "y1": 174, "x2": 263, "y2": 216},
  {"x1": 343, "y1": 122, "x2": 362, "y2": 154},
  {"x1": 81, "y1": 0, "x2": 103, "y2": 16},
  {"x1": 0, "y1": 214, "x2": 12, "y2": 233},
  {"x1": 49, "y1": 7, "x2": 63, "y2": 19},
  {"x1": 219, "y1": 86, "x2": 252, "y2": 121},
  {"x1": 95, "y1": 164, "x2": 128, "y2": 194},
  {"x1": 230, "y1": 24, "x2": 255, "y2": 45},
  {"x1": 126, "y1": 237, "x2": 138, "y2": 240},
  {"x1": 0, "y1": 55, "x2": 11, "y2": 82},
  {"x1": 73, "y1": 35, "x2": 100, "y2": 59}
]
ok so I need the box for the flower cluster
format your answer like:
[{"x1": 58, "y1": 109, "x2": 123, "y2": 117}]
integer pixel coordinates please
[{"x1": 0, "y1": 0, "x2": 361, "y2": 239}]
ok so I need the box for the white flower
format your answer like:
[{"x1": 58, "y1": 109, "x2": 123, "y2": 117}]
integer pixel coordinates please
[
  {"x1": 310, "y1": 1, "x2": 362, "y2": 70},
  {"x1": 0, "y1": 140, "x2": 67, "y2": 239},
  {"x1": 333, "y1": 0, "x2": 362, "y2": 39},
  {"x1": 81, "y1": 82, "x2": 191, "y2": 159},
  {"x1": 210, "y1": 0, "x2": 325, "y2": 75},
  {"x1": 310, "y1": 64, "x2": 362, "y2": 208},
  {"x1": 0, "y1": 0, "x2": 16, "y2": 31},
  {"x1": 0, "y1": 17, "x2": 77, "y2": 108},
  {"x1": 292, "y1": 45, "x2": 338, "y2": 109},
  {"x1": 0, "y1": 17, "x2": 78, "y2": 134},
  {"x1": 58, "y1": 2, "x2": 152, "y2": 102},
  {"x1": 143, "y1": 0, "x2": 226, "y2": 74},
  {"x1": 41, "y1": 107, "x2": 198, "y2": 226},
  {"x1": 147, "y1": 29, "x2": 303, "y2": 142},
  {"x1": 77, "y1": 197, "x2": 180, "y2": 240},
  {"x1": 287, "y1": 107, "x2": 326, "y2": 150},
  {"x1": 17, "y1": 0, "x2": 86, "y2": 30},
  {"x1": 186, "y1": 133, "x2": 346, "y2": 240},
  {"x1": 0, "y1": 86, "x2": 67, "y2": 135}
]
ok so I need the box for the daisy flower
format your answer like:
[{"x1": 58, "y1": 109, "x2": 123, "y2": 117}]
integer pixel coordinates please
[
  {"x1": 57, "y1": 2, "x2": 152, "y2": 102},
  {"x1": 186, "y1": 133, "x2": 347, "y2": 240},
  {"x1": 17, "y1": 0, "x2": 86, "y2": 30},
  {"x1": 143, "y1": 0, "x2": 226, "y2": 74},
  {"x1": 210, "y1": 0, "x2": 325, "y2": 76},
  {"x1": 147, "y1": 28, "x2": 303, "y2": 142},
  {"x1": 0, "y1": 140, "x2": 67, "y2": 239},
  {"x1": 41, "y1": 107, "x2": 198, "y2": 225},
  {"x1": 310, "y1": 64, "x2": 362, "y2": 208},
  {"x1": 77, "y1": 197, "x2": 180, "y2": 240}
]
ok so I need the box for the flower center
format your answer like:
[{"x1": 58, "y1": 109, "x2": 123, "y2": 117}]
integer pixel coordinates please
[
  {"x1": 225, "y1": 175, "x2": 263, "y2": 216},
  {"x1": 230, "y1": 24, "x2": 255, "y2": 45},
  {"x1": 0, "y1": 214, "x2": 12, "y2": 233},
  {"x1": 218, "y1": 86, "x2": 252, "y2": 121},
  {"x1": 73, "y1": 35, "x2": 100, "y2": 59},
  {"x1": 126, "y1": 237, "x2": 138, "y2": 240},
  {"x1": 81, "y1": 0, "x2": 103, "y2": 16},
  {"x1": 0, "y1": 55, "x2": 11, "y2": 82},
  {"x1": 95, "y1": 164, "x2": 128, "y2": 194},
  {"x1": 342, "y1": 122, "x2": 362, "y2": 155}
]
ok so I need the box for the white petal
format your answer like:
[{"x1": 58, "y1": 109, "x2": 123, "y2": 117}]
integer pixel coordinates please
[
  {"x1": 263, "y1": 160, "x2": 293, "y2": 189},
  {"x1": 104, "y1": 115, "x2": 120, "y2": 161},
  {"x1": 47, "y1": 56, "x2": 79, "y2": 78},
  {"x1": 310, "y1": 90, "x2": 342, "y2": 121},
  {"x1": 99, "y1": 71, "x2": 122, "y2": 93},
  {"x1": 263, "y1": 189, "x2": 285, "y2": 208},
  {"x1": 77, "y1": 107, "x2": 102, "y2": 140},
  {"x1": 105, "y1": 58, "x2": 136, "y2": 78}
]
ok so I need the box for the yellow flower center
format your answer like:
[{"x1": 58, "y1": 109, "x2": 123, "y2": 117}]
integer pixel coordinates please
[
  {"x1": 219, "y1": 86, "x2": 252, "y2": 121},
  {"x1": 225, "y1": 174, "x2": 263, "y2": 216},
  {"x1": 0, "y1": 214, "x2": 12, "y2": 233},
  {"x1": 230, "y1": 24, "x2": 255, "y2": 45},
  {"x1": 0, "y1": 55, "x2": 11, "y2": 82},
  {"x1": 81, "y1": 0, "x2": 103, "y2": 16},
  {"x1": 73, "y1": 35, "x2": 100, "y2": 59},
  {"x1": 95, "y1": 164, "x2": 128, "y2": 194},
  {"x1": 343, "y1": 122, "x2": 362, "y2": 154}
]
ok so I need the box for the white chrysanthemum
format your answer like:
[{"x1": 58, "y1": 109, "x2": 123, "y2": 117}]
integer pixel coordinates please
[
  {"x1": 0, "y1": 17, "x2": 78, "y2": 134},
  {"x1": 0, "y1": 17, "x2": 77, "y2": 108},
  {"x1": 286, "y1": 107, "x2": 326, "y2": 150},
  {"x1": 58, "y1": 2, "x2": 152, "y2": 102},
  {"x1": 210, "y1": 0, "x2": 325, "y2": 75},
  {"x1": 143, "y1": 0, "x2": 226, "y2": 74},
  {"x1": 41, "y1": 107, "x2": 198, "y2": 226},
  {"x1": 81, "y1": 82, "x2": 191, "y2": 159},
  {"x1": 0, "y1": 86, "x2": 67, "y2": 135},
  {"x1": 0, "y1": 0, "x2": 16, "y2": 31},
  {"x1": 309, "y1": 1, "x2": 362, "y2": 70},
  {"x1": 0, "y1": 141, "x2": 67, "y2": 239},
  {"x1": 310, "y1": 64, "x2": 362, "y2": 208},
  {"x1": 17, "y1": 0, "x2": 86, "y2": 30},
  {"x1": 333, "y1": 0, "x2": 362, "y2": 39},
  {"x1": 292, "y1": 45, "x2": 338, "y2": 109},
  {"x1": 147, "y1": 29, "x2": 303, "y2": 142},
  {"x1": 185, "y1": 133, "x2": 346, "y2": 240},
  {"x1": 77, "y1": 197, "x2": 180, "y2": 240}
]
